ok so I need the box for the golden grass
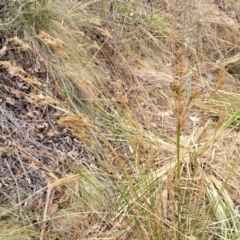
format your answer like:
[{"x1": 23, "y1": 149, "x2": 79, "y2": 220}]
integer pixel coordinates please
[{"x1": 1, "y1": 0, "x2": 240, "y2": 239}]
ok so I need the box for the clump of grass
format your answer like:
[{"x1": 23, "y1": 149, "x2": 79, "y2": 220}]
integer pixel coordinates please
[
  {"x1": 2, "y1": 0, "x2": 240, "y2": 239},
  {"x1": 0, "y1": 1, "x2": 52, "y2": 30}
]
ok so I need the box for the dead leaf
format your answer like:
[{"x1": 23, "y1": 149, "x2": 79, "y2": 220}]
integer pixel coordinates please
[
  {"x1": 189, "y1": 116, "x2": 200, "y2": 123},
  {"x1": 108, "y1": 220, "x2": 128, "y2": 230},
  {"x1": 36, "y1": 123, "x2": 47, "y2": 129},
  {"x1": 0, "y1": 45, "x2": 7, "y2": 57},
  {"x1": 6, "y1": 97, "x2": 16, "y2": 105},
  {"x1": 47, "y1": 129, "x2": 55, "y2": 137},
  {"x1": 37, "y1": 133, "x2": 45, "y2": 140},
  {"x1": 26, "y1": 112, "x2": 35, "y2": 118}
]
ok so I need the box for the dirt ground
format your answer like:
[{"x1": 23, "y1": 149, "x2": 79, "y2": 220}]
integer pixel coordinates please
[{"x1": 0, "y1": 30, "x2": 94, "y2": 227}]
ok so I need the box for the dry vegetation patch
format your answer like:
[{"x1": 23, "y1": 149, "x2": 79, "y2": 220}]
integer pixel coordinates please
[{"x1": 1, "y1": 0, "x2": 240, "y2": 239}]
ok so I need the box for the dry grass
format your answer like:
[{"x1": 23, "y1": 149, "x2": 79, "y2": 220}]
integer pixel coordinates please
[{"x1": 1, "y1": 0, "x2": 240, "y2": 239}]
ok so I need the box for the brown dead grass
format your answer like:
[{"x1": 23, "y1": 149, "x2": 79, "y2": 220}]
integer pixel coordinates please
[{"x1": 1, "y1": 0, "x2": 240, "y2": 239}]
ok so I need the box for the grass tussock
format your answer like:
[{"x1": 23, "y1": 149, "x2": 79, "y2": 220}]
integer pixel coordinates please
[{"x1": 1, "y1": 0, "x2": 240, "y2": 239}]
